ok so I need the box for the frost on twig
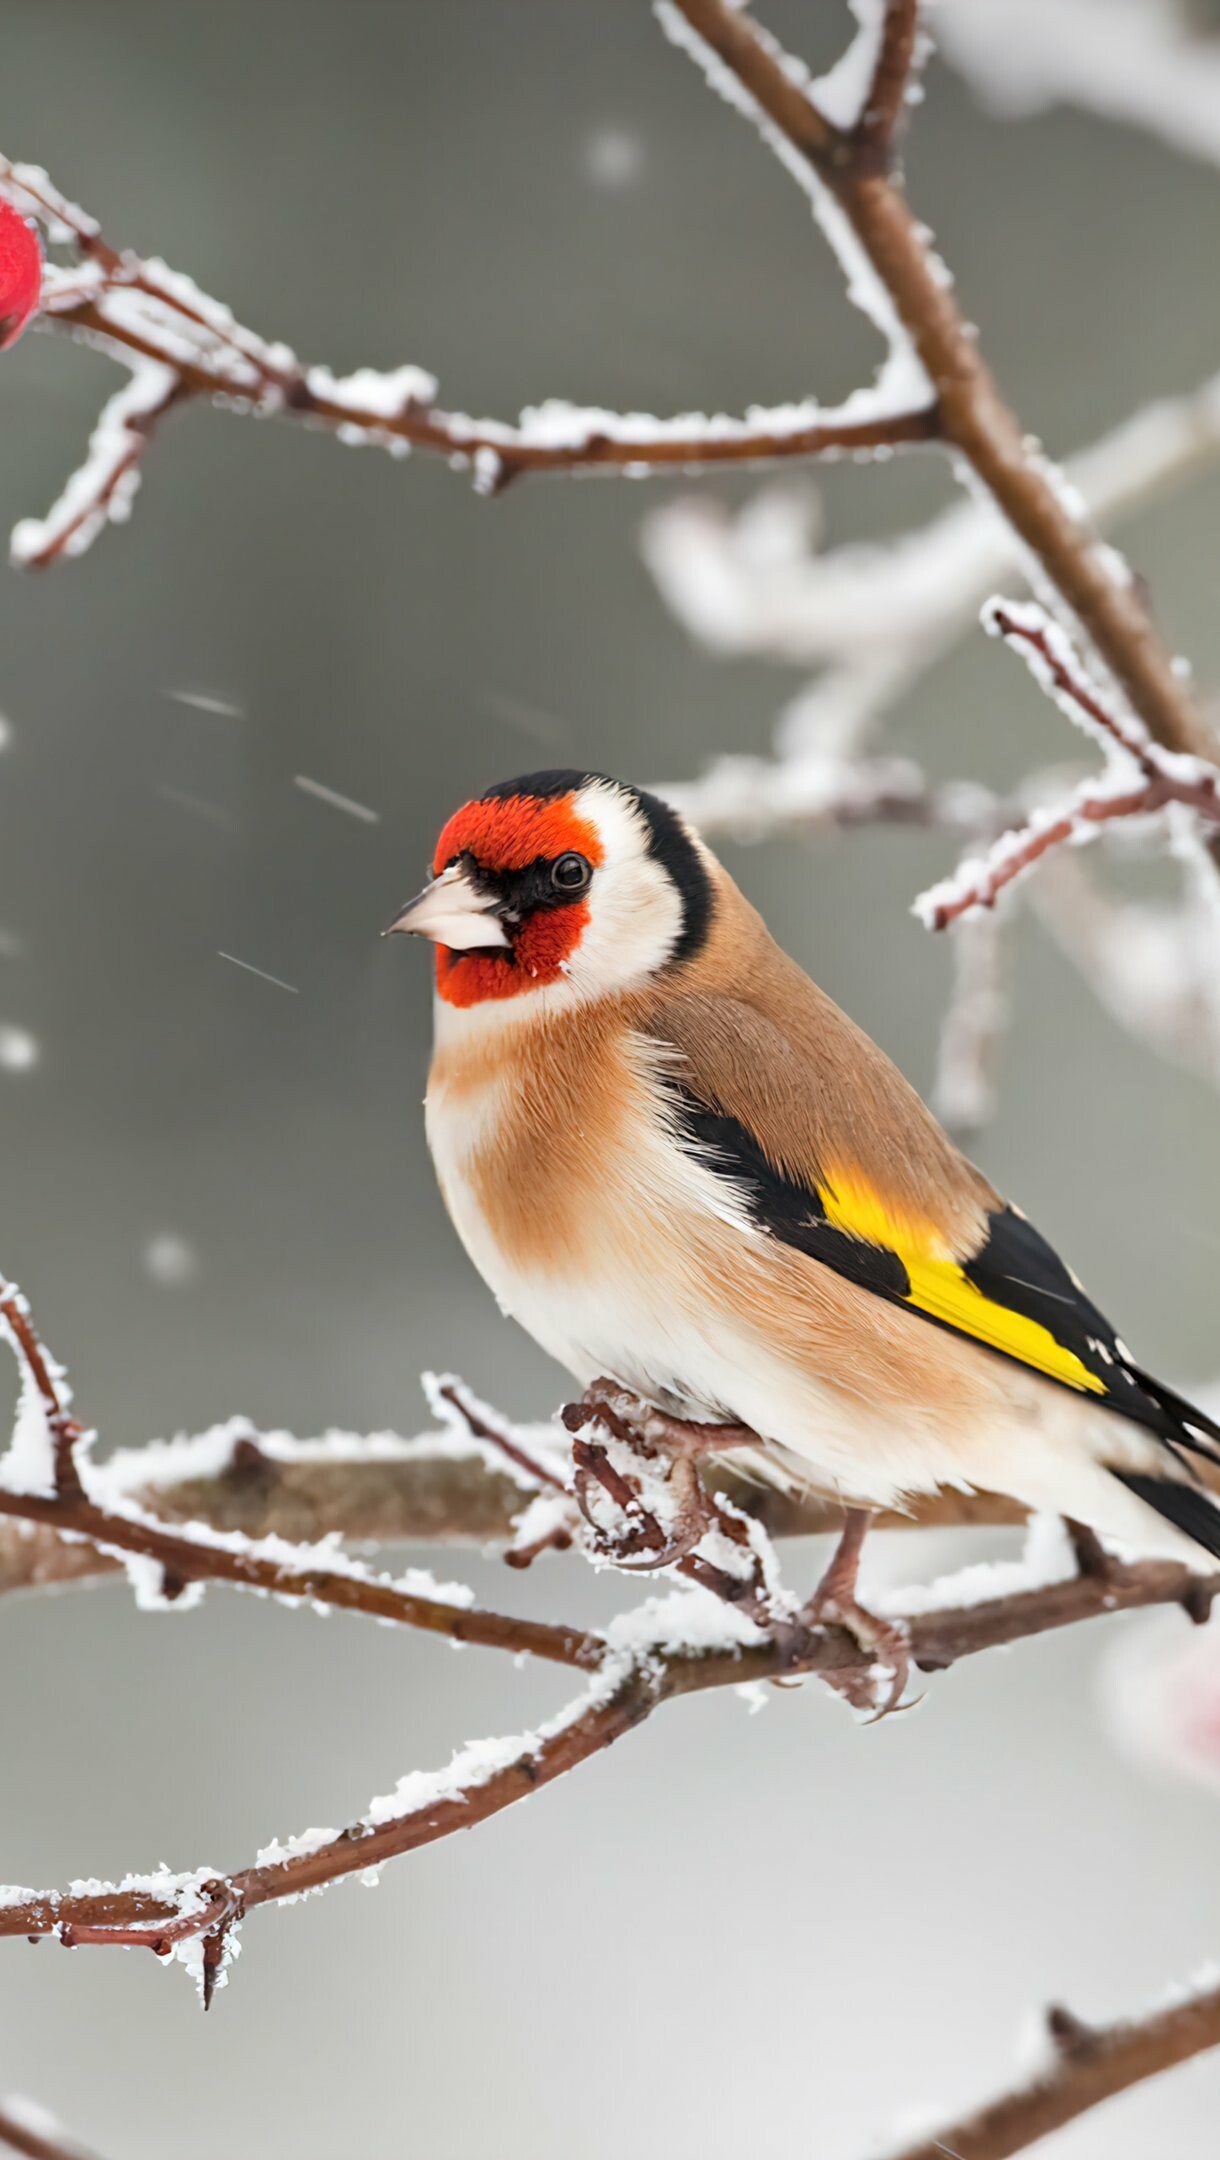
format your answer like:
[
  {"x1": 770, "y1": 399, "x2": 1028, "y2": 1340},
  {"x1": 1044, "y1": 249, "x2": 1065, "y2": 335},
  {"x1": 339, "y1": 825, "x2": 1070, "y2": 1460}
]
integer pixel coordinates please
[
  {"x1": 647, "y1": 372, "x2": 1220, "y2": 1116},
  {"x1": 4, "y1": 1265, "x2": 1220, "y2": 1994},
  {"x1": 654, "y1": 0, "x2": 932, "y2": 428},
  {"x1": 0, "y1": 123, "x2": 938, "y2": 570},
  {"x1": 915, "y1": 601, "x2": 1220, "y2": 929},
  {"x1": 10, "y1": 359, "x2": 182, "y2": 569}
]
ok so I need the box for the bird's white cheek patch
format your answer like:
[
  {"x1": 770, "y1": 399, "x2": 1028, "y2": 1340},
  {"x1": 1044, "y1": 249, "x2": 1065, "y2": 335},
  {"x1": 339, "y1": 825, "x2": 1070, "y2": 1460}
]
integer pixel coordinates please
[{"x1": 566, "y1": 857, "x2": 684, "y2": 1000}]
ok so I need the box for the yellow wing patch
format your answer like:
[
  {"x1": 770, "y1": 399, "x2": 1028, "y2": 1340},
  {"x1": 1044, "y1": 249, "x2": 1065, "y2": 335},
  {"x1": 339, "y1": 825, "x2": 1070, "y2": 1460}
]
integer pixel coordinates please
[{"x1": 821, "y1": 1168, "x2": 1106, "y2": 1397}]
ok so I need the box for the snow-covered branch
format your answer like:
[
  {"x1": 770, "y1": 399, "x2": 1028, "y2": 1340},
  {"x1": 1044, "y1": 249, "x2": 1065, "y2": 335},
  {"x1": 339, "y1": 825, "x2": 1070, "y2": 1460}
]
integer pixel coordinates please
[
  {"x1": 0, "y1": 145, "x2": 937, "y2": 571},
  {"x1": 2, "y1": 1268, "x2": 1219, "y2": 1992},
  {"x1": 0, "y1": 1273, "x2": 593, "y2": 1670},
  {"x1": 1, "y1": 1518, "x2": 1212, "y2": 1978},
  {"x1": 885, "y1": 1975, "x2": 1220, "y2": 2160},
  {"x1": 655, "y1": 0, "x2": 1211, "y2": 767},
  {"x1": 4, "y1": 0, "x2": 1213, "y2": 785},
  {"x1": 917, "y1": 602, "x2": 1220, "y2": 928},
  {"x1": 650, "y1": 384, "x2": 1220, "y2": 1115}
]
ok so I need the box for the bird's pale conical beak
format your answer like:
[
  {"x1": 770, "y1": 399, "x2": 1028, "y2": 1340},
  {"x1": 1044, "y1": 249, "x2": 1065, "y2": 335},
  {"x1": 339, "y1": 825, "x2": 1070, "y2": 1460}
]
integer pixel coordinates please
[{"x1": 382, "y1": 863, "x2": 509, "y2": 948}]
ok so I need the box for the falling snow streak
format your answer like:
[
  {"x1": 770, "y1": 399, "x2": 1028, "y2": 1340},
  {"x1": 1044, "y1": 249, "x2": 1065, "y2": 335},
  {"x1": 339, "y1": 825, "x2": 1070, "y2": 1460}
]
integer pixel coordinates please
[{"x1": 216, "y1": 954, "x2": 300, "y2": 995}]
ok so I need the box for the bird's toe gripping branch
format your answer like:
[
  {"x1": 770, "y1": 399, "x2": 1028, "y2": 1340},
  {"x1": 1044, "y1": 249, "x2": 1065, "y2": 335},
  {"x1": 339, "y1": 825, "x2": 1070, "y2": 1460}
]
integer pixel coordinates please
[{"x1": 553, "y1": 1384, "x2": 911, "y2": 1718}]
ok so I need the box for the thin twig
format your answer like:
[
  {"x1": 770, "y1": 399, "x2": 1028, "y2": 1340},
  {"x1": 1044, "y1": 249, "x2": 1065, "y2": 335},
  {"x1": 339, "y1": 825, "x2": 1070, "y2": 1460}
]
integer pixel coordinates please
[
  {"x1": 919, "y1": 604, "x2": 1220, "y2": 926},
  {"x1": 0, "y1": 1477, "x2": 596, "y2": 1667},
  {"x1": 1, "y1": 1283, "x2": 1217, "y2": 1967},
  {"x1": 0, "y1": 1449, "x2": 1031, "y2": 1600},
  {"x1": 885, "y1": 1980, "x2": 1220, "y2": 2160},
  {"x1": 855, "y1": 0, "x2": 923, "y2": 164},
  {"x1": 665, "y1": 0, "x2": 1216, "y2": 764},
  {"x1": 0, "y1": 1275, "x2": 594, "y2": 1668},
  {"x1": 0, "y1": 148, "x2": 937, "y2": 569},
  {"x1": 0, "y1": 1547, "x2": 1214, "y2": 1957},
  {"x1": 0, "y1": 2103, "x2": 102, "y2": 2160}
]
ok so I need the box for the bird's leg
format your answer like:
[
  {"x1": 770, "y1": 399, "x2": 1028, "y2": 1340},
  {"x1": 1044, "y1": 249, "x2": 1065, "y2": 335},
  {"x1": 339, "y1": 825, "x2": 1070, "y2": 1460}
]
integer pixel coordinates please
[{"x1": 796, "y1": 1508, "x2": 912, "y2": 1718}]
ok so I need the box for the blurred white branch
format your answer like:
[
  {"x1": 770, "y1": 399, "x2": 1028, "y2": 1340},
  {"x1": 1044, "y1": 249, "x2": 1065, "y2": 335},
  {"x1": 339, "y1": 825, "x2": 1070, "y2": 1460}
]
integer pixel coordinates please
[
  {"x1": 649, "y1": 369, "x2": 1220, "y2": 1118},
  {"x1": 645, "y1": 367, "x2": 1220, "y2": 730},
  {"x1": 916, "y1": 600, "x2": 1220, "y2": 927},
  {"x1": 938, "y1": 0, "x2": 1220, "y2": 172}
]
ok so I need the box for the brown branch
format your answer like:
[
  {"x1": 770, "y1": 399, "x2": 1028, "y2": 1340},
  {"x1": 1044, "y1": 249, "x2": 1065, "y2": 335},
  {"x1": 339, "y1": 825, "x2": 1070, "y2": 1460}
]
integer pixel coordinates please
[
  {"x1": 667, "y1": 0, "x2": 1217, "y2": 765},
  {"x1": 921, "y1": 605, "x2": 1220, "y2": 926},
  {"x1": 0, "y1": 1275, "x2": 594, "y2": 1668},
  {"x1": 16, "y1": 370, "x2": 188, "y2": 571},
  {"x1": 55, "y1": 289, "x2": 938, "y2": 468},
  {"x1": 886, "y1": 1982, "x2": 1220, "y2": 2160},
  {"x1": 0, "y1": 1476, "x2": 595, "y2": 1668},
  {"x1": 0, "y1": 1456, "x2": 1029, "y2": 1598},
  {"x1": 855, "y1": 0, "x2": 923, "y2": 165},
  {"x1": 0, "y1": 1544, "x2": 1214, "y2": 1957},
  {"x1": 0, "y1": 141, "x2": 938, "y2": 564},
  {"x1": 0, "y1": 1281, "x2": 86, "y2": 1499},
  {"x1": 436, "y1": 1376, "x2": 567, "y2": 1492},
  {"x1": 0, "y1": 2104, "x2": 102, "y2": 2160},
  {"x1": 2, "y1": 1301, "x2": 1216, "y2": 1981}
]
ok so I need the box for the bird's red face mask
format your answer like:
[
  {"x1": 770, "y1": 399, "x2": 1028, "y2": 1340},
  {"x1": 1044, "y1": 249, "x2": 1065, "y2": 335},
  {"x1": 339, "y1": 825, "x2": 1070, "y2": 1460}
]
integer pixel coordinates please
[{"x1": 385, "y1": 790, "x2": 605, "y2": 1007}]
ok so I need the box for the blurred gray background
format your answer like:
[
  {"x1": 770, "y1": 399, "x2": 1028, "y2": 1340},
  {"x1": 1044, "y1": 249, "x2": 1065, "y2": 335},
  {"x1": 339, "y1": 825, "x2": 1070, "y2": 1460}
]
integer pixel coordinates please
[{"x1": 3, "y1": 2, "x2": 1220, "y2": 2154}]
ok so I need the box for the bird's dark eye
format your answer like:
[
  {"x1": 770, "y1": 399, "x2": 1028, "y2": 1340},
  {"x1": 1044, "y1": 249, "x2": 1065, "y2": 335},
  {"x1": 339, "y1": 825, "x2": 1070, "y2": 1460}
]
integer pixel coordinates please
[{"x1": 551, "y1": 852, "x2": 592, "y2": 894}]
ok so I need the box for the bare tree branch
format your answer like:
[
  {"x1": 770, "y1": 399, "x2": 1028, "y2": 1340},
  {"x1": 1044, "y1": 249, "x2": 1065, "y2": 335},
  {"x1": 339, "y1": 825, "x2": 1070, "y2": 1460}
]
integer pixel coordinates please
[
  {"x1": 918, "y1": 603, "x2": 1220, "y2": 927},
  {"x1": 0, "y1": 150, "x2": 938, "y2": 568},
  {"x1": 0, "y1": 2101, "x2": 102, "y2": 2160},
  {"x1": 663, "y1": 0, "x2": 1216, "y2": 765},
  {"x1": 0, "y1": 1536, "x2": 1214, "y2": 1963},
  {"x1": 855, "y1": 0, "x2": 923, "y2": 164},
  {"x1": 885, "y1": 1981, "x2": 1220, "y2": 2160},
  {"x1": 0, "y1": 1450, "x2": 1032, "y2": 1598},
  {"x1": 0, "y1": 1274, "x2": 595, "y2": 1670},
  {"x1": 2, "y1": 1269, "x2": 1217, "y2": 1976}
]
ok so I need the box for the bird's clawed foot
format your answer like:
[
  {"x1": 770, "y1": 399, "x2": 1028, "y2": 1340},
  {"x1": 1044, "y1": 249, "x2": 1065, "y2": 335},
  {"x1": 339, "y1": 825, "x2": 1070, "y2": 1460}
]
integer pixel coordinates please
[
  {"x1": 793, "y1": 1508, "x2": 912, "y2": 1719},
  {"x1": 560, "y1": 1381, "x2": 786, "y2": 1625},
  {"x1": 562, "y1": 1386, "x2": 713, "y2": 1569}
]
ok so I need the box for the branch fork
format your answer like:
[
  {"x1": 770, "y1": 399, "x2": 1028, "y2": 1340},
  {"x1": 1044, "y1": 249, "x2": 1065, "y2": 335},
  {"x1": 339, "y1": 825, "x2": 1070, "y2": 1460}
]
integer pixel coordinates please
[{"x1": 918, "y1": 600, "x2": 1220, "y2": 928}]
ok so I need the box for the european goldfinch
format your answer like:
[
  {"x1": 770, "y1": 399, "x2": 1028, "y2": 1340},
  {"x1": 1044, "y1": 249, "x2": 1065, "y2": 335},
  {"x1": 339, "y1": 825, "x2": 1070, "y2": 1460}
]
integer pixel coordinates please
[{"x1": 388, "y1": 770, "x2": 1220, "y2": 1572}]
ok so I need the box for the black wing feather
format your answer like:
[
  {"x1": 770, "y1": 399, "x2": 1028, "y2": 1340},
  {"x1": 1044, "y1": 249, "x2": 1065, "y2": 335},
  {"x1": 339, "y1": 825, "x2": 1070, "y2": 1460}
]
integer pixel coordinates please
[{"x1": 668, "y1": 1084, "x2": 1220, "y2": 1463}]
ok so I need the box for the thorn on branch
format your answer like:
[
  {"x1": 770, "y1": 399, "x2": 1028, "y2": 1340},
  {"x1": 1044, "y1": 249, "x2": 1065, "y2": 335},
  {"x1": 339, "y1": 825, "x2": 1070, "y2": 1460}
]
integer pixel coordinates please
[
  {"x1": 226, "y1": 1431, "x2": 280, "y2": 1497},
  {"x1": 1046, "y1": 2002, "x2": 1098, "y2": 2061}
]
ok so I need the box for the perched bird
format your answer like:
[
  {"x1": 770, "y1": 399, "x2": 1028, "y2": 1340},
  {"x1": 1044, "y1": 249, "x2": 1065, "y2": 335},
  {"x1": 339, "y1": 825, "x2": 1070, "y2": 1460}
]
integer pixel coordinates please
[{"x1": 387, "y1": 769, "x2": 1220, "y2": 1596}]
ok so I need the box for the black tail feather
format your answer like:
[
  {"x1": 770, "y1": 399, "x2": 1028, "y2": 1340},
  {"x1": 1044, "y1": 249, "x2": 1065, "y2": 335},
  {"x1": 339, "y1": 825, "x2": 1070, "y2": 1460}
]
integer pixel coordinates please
[
  {"x1": 1128, "y1": 1367, "x2": 1220, "y2": 1462},
  {"x1": 1113, "y1": 1470, "x2": 1220, "y2": 1562}
]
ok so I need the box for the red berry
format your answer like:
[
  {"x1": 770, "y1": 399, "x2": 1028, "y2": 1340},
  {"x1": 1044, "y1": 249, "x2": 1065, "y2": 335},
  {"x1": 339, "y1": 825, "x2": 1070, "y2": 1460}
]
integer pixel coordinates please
[{"x1": 0, "y1": 201, "x2": 42, "y2": 352}]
